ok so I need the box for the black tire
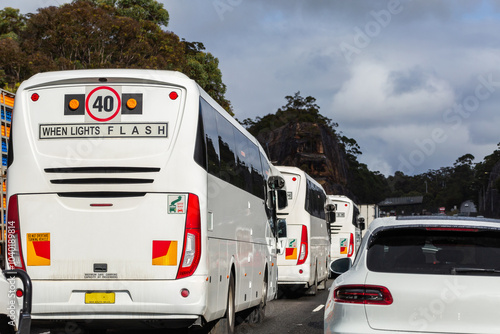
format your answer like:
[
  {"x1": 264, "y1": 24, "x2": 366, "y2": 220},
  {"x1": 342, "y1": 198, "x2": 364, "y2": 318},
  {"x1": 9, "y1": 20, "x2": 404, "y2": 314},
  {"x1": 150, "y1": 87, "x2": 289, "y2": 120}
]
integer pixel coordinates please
[
  {"x1": 305, "y1": 268, "x2": 318, "y2": 296},
  {"x1": 208, "y1": 275, "x2": 235, "y2": 334},
  {"x1": 252, "y1": 271, "x2": 268, "y2": 324}
]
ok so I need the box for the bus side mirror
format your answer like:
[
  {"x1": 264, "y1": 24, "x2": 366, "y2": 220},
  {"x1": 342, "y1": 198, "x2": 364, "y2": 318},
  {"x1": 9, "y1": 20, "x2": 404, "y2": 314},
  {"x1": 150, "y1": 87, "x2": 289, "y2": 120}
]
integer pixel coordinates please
[
  {"x1": 277, "y1": 219, "x2": 287, "y2": 238},
  {"x1": 325, "y1": 204, "x2": 336, "y2": 223},
  {"x1": 277, "y1": 190, "x2": 288, "y2": 210},
  {"x1": 268, "y1": 176, "x2": 285, "y2": 190},
  {"x1": 357, "y1": 217, "x2": 366, "y2": 231}
]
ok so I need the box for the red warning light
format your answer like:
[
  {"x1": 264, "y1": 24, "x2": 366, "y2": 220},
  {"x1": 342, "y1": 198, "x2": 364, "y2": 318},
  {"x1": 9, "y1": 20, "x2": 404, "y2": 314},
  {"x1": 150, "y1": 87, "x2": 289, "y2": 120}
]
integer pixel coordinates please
[
  {"x1": 31, "y1": 93, "x2": 40, "y2": 102},
  {"x1": 169, "y1": 91, "x2": 178, "y2": 100},
  {"x1": 292, "y1": 177, "x2": 297, "y2": 181}
]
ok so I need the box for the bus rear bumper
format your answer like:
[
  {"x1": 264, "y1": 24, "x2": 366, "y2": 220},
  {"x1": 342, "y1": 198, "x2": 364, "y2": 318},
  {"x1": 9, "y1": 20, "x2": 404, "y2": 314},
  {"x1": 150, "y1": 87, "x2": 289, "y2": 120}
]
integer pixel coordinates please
[{"x1": 30, "y1": 277, "x2": 208, "y2": 326}]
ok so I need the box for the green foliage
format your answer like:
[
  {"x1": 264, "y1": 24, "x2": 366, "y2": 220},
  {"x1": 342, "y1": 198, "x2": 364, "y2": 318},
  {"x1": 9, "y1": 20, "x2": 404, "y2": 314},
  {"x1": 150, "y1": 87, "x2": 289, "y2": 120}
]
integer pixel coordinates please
[
  {"x1": 388, "y1": 155, "x2": 478, "y2": 213},
  {"x1": 245, "y1": 91, "x2": 338, "y2": 136},
  {"x1": 348, "y1": 160, "x2": 390, "y2": 204},
  {"x1": 184, "y1": 51, "x2": 233, "y2": 115},
  {"x1": 0, "y1": 7, "x2": 26, "y2": 39},
  {"x1": 0, "y1": 0, "x2": 231, "y2": 112},
  {"x1": 84, "y1": 0, "x2": 169, "y2": 26}
]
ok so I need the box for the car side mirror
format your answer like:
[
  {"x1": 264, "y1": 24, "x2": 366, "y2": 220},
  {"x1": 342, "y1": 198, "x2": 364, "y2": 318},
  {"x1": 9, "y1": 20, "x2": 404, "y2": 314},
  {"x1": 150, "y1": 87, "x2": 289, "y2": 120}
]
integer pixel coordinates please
[{"x1": 329, "y1": 257, "x2": 352, "y2": 278}]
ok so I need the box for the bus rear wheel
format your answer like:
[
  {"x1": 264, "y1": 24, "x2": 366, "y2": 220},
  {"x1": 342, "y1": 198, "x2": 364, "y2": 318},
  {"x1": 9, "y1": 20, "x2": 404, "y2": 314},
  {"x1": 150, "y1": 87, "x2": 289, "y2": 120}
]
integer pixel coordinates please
[
  {"x1": 208, "y1": 275, "x2": 235, "y2": 334},
  {"x1": 248, "y1": 270, "x2": 267, "y2": 324}
]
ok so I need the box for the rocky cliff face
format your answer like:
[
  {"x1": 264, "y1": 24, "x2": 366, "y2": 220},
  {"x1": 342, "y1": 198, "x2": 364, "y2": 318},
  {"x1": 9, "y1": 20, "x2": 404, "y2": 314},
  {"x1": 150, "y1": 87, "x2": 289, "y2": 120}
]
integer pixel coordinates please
[{"x1": 254, "y1": 122, "x2": 351, "y2": 196}]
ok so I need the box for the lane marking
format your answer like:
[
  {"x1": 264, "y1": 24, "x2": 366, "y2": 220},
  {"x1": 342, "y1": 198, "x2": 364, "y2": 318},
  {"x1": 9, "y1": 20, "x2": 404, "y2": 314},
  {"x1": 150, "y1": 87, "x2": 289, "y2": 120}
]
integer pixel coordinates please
[{"x1": 313, "y1": 304, "x2": 325, "y2": 312}]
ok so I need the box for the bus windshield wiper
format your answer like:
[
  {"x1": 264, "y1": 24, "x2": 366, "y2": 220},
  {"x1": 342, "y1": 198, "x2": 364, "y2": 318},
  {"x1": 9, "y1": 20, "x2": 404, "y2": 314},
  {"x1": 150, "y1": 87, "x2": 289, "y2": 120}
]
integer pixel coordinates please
[{"x1": 451, "y1": 267, "x2": 500, "y2": 275}]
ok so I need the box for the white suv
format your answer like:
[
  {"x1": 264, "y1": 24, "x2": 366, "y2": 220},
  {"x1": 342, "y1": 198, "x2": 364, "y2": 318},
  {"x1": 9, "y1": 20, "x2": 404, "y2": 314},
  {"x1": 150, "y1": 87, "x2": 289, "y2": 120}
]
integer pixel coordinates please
[{"x1": 324, "y1": 216, "x2": 500, "y2": 334}]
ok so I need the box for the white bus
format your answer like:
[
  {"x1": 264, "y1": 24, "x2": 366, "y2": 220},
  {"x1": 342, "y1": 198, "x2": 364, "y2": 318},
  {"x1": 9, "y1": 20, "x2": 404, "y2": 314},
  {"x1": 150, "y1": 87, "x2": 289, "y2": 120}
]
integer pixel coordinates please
[
  {"x1": 327, "y1": 195, "x2": 364, "y2": 264},
  {"x1": 5, "y1": 69, "x2": 287, "y2": 333},
  {"x1": 275, "y1": 166, "x2": 329, "y2": 295}
]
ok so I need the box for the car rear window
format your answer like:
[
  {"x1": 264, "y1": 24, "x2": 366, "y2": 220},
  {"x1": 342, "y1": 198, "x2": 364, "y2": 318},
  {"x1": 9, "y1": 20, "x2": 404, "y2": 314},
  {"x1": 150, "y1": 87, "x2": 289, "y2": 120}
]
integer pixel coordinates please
[{"x1": 367, "y1": 227, "x2": 500, "y2": 276}]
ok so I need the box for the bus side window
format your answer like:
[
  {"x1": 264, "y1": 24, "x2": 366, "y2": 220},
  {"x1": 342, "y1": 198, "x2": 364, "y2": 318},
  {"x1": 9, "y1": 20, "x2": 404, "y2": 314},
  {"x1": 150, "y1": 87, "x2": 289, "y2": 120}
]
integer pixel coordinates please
[
  {"x1": 247, "y1": 142, "x2": 265, "y2": 199},
  {"x1": 216, "y1": 113, "x2": 237, "y2": 186},
  {"x1": 305, "y1": 180, "x2": 326, "y2": 219},
  {"x1": 199, "y1": 98, "x2": 220, "y2": 176},
  {"x1": 194, "y1": 107, "x2": 207, "y2": 170},
  {"x1": 234, "y1": 128, "x2": 253, "y2": 194}
]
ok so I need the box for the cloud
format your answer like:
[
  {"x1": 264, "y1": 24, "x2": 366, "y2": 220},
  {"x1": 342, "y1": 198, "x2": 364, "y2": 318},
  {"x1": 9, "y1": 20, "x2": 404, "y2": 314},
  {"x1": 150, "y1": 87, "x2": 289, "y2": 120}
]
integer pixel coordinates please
[
  {"x1": 330, "y1": 61, "x2": 455, "y2": 127},
  {"x1": 5, "y1": 0, "x2": 500, "y2": 176}
]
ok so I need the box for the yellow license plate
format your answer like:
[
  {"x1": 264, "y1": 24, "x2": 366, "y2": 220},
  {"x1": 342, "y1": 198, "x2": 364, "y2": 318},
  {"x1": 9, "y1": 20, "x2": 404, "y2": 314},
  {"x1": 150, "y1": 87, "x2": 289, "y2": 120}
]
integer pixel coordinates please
[{"x1": 85, "y1": 292, "x2": 115, "y2": 304}]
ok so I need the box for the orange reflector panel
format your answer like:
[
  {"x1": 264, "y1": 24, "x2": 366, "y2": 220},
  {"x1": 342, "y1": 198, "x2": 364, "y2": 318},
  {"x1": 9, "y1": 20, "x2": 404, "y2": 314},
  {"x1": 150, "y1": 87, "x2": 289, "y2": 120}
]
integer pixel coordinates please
[
  {"x1": 27, "y1": 233, "x2": 50, "y2": 266},
  {"x1": 286, "y1": 248, "x2": 297, "y2": 260},
  {"x1": 152, "y1": 240, "x2": 178, "y2": 266}
]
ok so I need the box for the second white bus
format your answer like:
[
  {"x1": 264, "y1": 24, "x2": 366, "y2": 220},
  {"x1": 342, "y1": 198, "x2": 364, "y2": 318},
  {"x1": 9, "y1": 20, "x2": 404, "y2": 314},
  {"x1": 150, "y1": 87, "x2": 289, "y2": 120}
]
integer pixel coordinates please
[
  {"x1": 275, "y1": 166, "x2": 330, "y2": 295},
  {"x1": 6, "y1": 69, "x2": 287, "y2": 333}
]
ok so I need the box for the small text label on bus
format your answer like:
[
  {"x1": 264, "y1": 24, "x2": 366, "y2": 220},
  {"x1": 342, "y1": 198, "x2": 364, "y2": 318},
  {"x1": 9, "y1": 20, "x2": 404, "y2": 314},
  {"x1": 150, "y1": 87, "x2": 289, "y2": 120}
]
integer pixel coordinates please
[{"x1": 39, "y1": 123, "x2": 168, "y2": 139}]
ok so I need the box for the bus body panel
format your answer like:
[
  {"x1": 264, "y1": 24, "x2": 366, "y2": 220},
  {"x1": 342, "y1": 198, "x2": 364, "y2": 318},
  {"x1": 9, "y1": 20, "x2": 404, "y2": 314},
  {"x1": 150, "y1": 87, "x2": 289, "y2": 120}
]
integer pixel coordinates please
[
  {"x1": 16, "y1": 193, "x2": 188, "y2": 280},
  {"x1": 7, "y1": 69, "x2": 277, "y2": 328},
  {"x1": 327, "y1": 195, "x2": 360, "y2": 263},
  {"x1": 275, "y1": 166, "x2": 329, "y2": 289}
]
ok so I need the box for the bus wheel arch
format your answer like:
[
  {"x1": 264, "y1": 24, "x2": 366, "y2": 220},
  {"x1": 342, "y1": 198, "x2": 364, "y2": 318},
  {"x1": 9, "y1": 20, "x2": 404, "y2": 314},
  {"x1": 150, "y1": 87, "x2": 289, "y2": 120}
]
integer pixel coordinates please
[
  {"x1": 247, "y1": 265, "x2": 268, "y2": 324},
  {"x1": 208, "y1": 268, "x2": 235, "y2": 334},
  {"x1": 305, "y1": 261, "x2": 318, "y2": 296},
  {"x1": 257, "y1": 266, "x2": 268, "y2": 323}
]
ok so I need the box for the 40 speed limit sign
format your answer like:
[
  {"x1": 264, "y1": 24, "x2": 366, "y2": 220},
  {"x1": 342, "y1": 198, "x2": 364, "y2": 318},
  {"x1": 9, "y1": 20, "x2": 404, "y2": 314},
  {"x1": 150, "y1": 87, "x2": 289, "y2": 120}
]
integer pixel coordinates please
[{"x1": 86, "y1": 86, "x2": 122, "y2": 122}]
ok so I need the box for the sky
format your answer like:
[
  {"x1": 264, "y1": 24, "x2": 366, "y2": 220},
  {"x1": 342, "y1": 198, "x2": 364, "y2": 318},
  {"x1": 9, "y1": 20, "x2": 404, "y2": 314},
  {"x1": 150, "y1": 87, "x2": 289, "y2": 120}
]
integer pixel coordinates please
[{"x1": 5, "y1": 0, "x2": 500, "y2": 176}]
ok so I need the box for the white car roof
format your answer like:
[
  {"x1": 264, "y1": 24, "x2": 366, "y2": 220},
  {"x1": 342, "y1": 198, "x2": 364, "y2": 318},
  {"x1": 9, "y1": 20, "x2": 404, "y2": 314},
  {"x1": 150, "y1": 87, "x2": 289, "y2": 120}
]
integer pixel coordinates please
[{"x1": 367, "y1": 216, "x2": 500, "y2": 235}]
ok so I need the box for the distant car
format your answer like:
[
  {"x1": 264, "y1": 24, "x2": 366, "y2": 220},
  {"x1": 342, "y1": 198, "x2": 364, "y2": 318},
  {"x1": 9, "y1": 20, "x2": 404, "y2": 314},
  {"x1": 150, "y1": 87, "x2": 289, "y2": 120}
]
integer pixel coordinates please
[
  {"x1": 324, "y1": 216, "x2": 500, "y2": 334},
  {"x1": 0, "y1": 269, "x2": 32, "y2": 334}
]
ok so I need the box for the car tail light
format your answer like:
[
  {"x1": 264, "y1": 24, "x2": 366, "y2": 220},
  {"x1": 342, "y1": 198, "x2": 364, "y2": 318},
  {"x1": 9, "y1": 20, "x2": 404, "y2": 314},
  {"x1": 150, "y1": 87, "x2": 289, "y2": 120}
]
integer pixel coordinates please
[
  {"x1": 334, "y1": 285, "x2": 393, "y2": 305},
  {"x1": 176, "y1": 194, "x2": 201, "y2": 279},
  {"x1": 347, "y1": 233, "x2": 354, "y2": 257},
  {"x1": 6, "y1": 195, "x2": 26, "y2": 270},
  {"x1": 297, "y1": 225, "x2": 308, "y2": 265}
]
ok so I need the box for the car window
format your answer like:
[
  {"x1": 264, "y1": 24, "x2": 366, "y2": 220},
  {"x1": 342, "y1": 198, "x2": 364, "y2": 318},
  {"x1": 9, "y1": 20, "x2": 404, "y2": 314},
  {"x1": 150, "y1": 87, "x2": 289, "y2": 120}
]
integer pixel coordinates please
[{"x1": 367, "y1": 227, "x2": 500, "y2": 275}]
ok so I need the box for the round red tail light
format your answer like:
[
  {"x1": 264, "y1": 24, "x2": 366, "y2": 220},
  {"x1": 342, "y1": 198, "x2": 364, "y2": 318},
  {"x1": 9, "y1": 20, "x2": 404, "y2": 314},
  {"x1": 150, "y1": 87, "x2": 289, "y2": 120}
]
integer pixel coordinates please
[{"x1": 180, "y1": 288, "x2": 190, "y2": 298}]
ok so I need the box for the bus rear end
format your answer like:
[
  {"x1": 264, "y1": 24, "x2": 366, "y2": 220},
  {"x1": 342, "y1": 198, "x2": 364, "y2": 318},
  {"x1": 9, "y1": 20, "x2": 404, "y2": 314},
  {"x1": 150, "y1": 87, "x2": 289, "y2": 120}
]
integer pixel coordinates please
[
  {"x1": 328, "y1": 196, "x2": 360, "y2": 263},
  {"x1": 6, "y1": 70, "x2": 209, "y2": 329},
  {"x1": 275, "y1": 168, "x2": 312, "y2": 291}
]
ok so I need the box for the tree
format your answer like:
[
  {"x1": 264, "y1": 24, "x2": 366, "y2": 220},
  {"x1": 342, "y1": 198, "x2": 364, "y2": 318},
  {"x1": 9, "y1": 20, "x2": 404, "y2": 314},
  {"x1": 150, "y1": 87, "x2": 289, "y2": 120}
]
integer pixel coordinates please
[
  {"x1": 87, "y1": 0, "x2": 169, "y2": 26},
  {"x1": 0, "y1": 0, "x2": 232, "y2": 113},
  {"x1": 0, "y1": 7, "x2": 26, "y2": 40},
  {"x1": 245, "y1": 92, "x2": 338, "y2": 136},
  {"x1": 454, "y1": 153, "x2": 475, "y2": 168}
]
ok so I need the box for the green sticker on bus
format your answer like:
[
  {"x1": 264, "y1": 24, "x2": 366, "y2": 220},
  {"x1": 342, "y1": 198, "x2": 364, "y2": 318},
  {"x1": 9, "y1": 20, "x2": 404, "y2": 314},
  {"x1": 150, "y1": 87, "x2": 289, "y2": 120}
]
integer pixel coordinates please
[{"x1": 168, "y1": 195, "x2": 186, "y2": 214}]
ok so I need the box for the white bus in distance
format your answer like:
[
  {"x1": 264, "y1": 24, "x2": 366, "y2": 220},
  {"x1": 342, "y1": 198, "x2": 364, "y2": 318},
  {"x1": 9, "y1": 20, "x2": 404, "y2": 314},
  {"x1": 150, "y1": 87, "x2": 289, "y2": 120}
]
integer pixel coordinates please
[
  {"x1": 327, "y1": 195, "x2": 365, "y2": 266},
  {"x1": 275, "y1": 166, "x2": 330, "y2": 295},
  {"x1": 6, "y1": 69, "x2": 287, "y2": 333}
]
